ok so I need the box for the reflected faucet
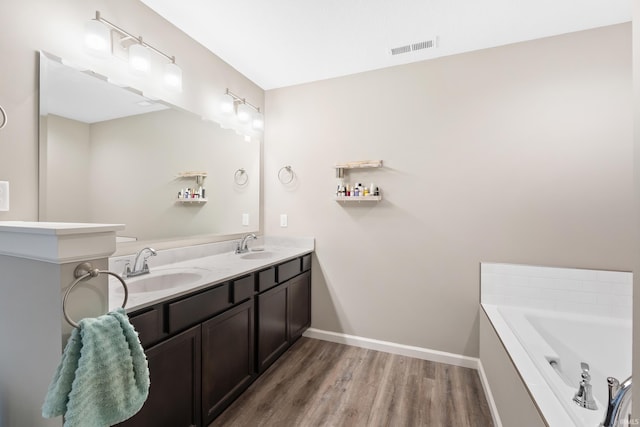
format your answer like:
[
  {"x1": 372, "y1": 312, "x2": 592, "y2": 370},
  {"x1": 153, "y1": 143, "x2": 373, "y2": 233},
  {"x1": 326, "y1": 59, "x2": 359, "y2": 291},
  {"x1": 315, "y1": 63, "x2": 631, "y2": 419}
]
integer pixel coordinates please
[
  {"x1": 125, "y1": 247, "x2": 157, "y2": 278},
  {"x1": 236, "y1": 233, "x2": 257, "y2": 254},
  {"x1": 601, "y1": 376, "x2": 632, "y2": 427},
  {"x1": 574, "y1": 362, "x2": 597, "y2": 410}
]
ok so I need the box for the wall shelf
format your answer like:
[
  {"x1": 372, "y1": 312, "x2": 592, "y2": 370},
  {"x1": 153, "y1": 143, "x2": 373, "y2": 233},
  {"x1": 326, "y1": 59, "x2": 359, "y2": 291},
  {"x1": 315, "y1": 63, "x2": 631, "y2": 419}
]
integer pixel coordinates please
[
  {"x1": 335, "y1": 160, "x2": 382, "y2": 169},
  {"x1": 177, "y1": 171, "x2": 207, "y2": 185},
  {"x1": 175, "y1": 198, "x2": 208, "y2": 204},
  {"x1": 334, "y1": 195, "x2": 382, "y2": 202},
  {"x1": 334, "y1": 160, "x2": 383, "y2": 202}
]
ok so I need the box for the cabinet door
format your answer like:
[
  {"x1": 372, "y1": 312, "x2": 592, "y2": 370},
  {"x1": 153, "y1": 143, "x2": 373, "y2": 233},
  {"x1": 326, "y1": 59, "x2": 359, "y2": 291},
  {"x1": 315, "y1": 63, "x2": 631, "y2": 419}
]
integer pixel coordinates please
[
  {"x1": 288, "y1": 271, "x2": 311, "y2": 342},
  {"x1": 201, "y1": 300, "x2": 255, "y2": 425},
  {"x1": 256, "y1": 283, "x2": 288, "y2": 373},
  {"x1": 118, "y1": 325, "x2": 201, "y2": 427}
]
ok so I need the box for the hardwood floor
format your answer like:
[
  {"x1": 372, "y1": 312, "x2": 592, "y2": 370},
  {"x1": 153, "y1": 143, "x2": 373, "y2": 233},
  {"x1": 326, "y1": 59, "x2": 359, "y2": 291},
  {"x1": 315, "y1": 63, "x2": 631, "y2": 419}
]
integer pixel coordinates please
[{"x1": 210, "y1": 337, "x2": 494, "y2": 427}]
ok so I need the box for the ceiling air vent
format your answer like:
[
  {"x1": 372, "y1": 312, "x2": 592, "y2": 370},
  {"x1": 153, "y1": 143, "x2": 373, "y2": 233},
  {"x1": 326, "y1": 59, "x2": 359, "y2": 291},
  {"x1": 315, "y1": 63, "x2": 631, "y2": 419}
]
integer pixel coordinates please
[
  {"x1": 390, "y1": 45, "x2": 411, "y2": 56},
  {"x1": 389, "y1": 37, "x2": 437, "y2": 56}
]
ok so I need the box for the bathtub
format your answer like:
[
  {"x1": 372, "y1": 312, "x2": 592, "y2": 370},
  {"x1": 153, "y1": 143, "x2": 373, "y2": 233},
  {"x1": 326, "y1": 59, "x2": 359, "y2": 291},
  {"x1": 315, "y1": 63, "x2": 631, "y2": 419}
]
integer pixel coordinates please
[{"x1": 483, "y1": 304, "x2": 632, "y2": 426}]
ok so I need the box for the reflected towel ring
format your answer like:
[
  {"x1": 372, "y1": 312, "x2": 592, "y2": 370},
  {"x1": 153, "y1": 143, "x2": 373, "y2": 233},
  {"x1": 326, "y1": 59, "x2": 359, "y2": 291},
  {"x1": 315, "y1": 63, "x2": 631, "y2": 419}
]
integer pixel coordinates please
[
  {"x1": 0, "y1": 105, "x2": 7, "y2": 130},
  {"x1": 278, "y1": 166, "x2": 294, "y2": 184},
  {"x1": 63, "y1": 262, "x2": 128, "y2": 328},
  {"x1": 234, "y1": 168, "x2": 248, "y2": 185}
]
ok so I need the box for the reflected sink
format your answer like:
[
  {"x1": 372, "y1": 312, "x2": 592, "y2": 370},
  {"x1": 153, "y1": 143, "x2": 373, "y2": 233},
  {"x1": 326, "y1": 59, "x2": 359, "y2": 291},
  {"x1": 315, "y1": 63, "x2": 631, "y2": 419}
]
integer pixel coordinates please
[
  {"x1": 240, "y1": 251, "x2": 275, "y2": 260},
  {"x1": 114, "y1": 267, "x2": 209, "y2": 294}
]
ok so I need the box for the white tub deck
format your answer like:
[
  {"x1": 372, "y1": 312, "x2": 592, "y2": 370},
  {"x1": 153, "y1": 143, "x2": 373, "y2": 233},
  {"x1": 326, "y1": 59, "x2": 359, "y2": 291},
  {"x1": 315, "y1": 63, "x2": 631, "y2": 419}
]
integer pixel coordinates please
[{"x1": 480, "y1": 263, "x2": 632, "y2": 427}]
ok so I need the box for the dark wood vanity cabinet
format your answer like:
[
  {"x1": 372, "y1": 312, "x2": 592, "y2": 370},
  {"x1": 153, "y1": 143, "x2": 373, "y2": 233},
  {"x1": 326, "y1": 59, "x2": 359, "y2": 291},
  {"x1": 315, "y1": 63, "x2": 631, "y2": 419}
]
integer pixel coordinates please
[
  {"x1": 124, "y1": 253, "x2": 311, "y2": 426},
  {"x1": 201, "y1": 299, "x2": 254, "y2": 425},
  {"x1": 288, "y1": 270, "x2": 311, "y2": 341},
  {"x1": 256, "y1": 256, "x2": 312, "y2": 373},
  {"x1": 257, "y1": 283, "x2": 289, "y2": 372},
  {"x1": 118, "y1": 325, "x2": 202, "y2": 427}
]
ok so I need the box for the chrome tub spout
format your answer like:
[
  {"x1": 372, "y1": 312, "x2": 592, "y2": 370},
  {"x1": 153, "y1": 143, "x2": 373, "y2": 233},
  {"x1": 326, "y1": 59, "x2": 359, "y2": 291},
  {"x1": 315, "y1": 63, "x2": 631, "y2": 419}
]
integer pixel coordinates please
[{"x1": 601, "y1": 376, "x2": 632, "y2": 427}]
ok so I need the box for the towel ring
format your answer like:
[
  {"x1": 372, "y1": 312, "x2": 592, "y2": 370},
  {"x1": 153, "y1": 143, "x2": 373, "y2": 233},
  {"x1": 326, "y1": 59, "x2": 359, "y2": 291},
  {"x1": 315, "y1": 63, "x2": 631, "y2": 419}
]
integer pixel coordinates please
[
  {"x1": 234, "y1": 168, "x2": 248, "y2": 185},
  {"x1": 63, "y1": 262, "x2": 128, "y2": 328},
  {"x1": 278, "y1": 165, "x2": 294, "y2": 184},
  {"x1": 0, "y1": 105, "x2": 6, "y2": 130}
]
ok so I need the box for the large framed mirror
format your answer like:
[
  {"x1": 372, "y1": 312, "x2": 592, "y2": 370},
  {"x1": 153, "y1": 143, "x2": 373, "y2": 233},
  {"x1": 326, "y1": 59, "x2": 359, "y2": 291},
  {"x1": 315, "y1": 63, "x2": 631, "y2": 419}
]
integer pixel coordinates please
[{"x1": 38, "y1": 51, "x2": 260, "y2": 245}]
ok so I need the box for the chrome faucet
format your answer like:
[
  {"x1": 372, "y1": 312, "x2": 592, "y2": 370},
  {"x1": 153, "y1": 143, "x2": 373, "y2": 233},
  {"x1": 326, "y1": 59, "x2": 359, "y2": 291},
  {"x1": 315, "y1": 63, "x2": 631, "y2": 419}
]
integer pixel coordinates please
[
  {"x1": 125, "y1": 247, "x2": 157, "y2": 277},
  {"x1": 573, "y1": 362, "x2": 597, "y2": 410},
  {"x1": 601, "y1": 376, "x2": 632, "y2": 427},
  {"x1": 236, "y1": 233, "x2": 257, "y2": 254}
]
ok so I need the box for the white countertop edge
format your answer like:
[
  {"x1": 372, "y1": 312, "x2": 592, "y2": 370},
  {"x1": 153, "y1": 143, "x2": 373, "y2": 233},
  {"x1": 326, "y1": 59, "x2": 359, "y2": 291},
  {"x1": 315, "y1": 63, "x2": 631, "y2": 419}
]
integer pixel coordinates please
[{"x1": 0, "y1": 221, "x2": 125, "y2": 235}]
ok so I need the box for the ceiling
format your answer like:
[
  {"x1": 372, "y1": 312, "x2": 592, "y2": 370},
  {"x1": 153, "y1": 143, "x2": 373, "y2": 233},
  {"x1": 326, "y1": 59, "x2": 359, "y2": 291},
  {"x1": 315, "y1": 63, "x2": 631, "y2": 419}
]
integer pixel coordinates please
[{"x1": 140, "y1": 0, "x2": 631, "y2": 90}]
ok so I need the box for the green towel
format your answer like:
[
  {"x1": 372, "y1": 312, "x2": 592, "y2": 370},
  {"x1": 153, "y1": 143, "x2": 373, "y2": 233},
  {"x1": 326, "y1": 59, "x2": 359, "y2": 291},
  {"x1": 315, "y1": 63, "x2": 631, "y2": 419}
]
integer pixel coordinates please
[{"x1": 42, "y1": 308, "x2": 150, "y2": 427}]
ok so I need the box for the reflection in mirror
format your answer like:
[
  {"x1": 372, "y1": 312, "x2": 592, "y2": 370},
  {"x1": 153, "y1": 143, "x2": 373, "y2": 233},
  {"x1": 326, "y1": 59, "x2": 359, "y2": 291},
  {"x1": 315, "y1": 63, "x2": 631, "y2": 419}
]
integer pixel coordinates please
[{"x1": 38, "y1": 51, "x2": 260, "y2": 243}]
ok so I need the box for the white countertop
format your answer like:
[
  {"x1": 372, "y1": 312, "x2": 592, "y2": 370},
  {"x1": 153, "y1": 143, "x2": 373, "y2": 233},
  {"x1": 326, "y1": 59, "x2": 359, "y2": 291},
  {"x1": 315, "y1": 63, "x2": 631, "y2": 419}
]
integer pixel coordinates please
[{"x1": 109, "y1": 236, "x2": 314, "y2": 312}]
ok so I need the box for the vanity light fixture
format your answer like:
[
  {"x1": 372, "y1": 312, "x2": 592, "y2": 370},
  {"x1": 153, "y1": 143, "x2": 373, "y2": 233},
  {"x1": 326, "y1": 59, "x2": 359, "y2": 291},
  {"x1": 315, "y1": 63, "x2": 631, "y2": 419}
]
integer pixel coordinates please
[
  {"x1": 220, "y1": 92, "x2": 235, "y2": 114},
  {"x1": 221, "y1": 88, "x2": 264, "y2": 130},
  {"x1": 84, "y1": 11, "x2": 183, "y2": 92},
  {"x1": 252, "y1": 110, "x2": 264, "y2": 131},
  {"x1": 128, "y1": 40, "x2": 151, "y2": 73},
  {"x1": 84, "y1": 17, "x2": 111, "y2": 57},
  {"x1": 236, "y1": 102, "x2": 252, "y2": 123}
]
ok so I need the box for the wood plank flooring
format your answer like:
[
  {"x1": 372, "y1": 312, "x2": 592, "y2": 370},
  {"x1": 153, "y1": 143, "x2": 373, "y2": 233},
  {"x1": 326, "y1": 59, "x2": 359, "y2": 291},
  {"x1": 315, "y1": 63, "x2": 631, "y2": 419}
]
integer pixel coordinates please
[{"x1": 210, "y1": 337, "x2": 494, "y2": 427}]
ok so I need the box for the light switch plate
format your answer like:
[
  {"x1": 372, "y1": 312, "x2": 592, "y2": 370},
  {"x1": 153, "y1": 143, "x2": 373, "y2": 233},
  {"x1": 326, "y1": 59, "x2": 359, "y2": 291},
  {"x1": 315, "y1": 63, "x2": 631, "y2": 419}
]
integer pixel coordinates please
[
  {"x1": 280, "y1": 214, "x2": 288, "y2": 227},
  {"x1": 242, "y1": 213, "x2": 249, "y2": 226},
  {"x1": 0, "y1": 181, "x2": 8, "y2": 211}
]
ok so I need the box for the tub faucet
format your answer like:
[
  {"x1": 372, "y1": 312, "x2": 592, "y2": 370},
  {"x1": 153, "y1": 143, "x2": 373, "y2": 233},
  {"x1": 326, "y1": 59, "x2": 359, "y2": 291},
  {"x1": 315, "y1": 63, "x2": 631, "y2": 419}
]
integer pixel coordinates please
[
  {"x1": 236, "y1": 233, "x2": 257, "y2": 254},
  {"x1": 125, "y1": 247, "x2": 157, "y2": 277},
  {"x1": 573, "y1": 362, "x2": 597, "y2": 410},
  {"x1": 601, "y1": 376, "x2": 632, "y2": 427}
]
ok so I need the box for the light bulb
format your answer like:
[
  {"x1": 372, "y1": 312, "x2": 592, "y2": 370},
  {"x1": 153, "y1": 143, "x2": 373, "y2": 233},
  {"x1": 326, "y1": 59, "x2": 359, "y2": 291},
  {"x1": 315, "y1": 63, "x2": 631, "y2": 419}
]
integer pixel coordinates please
[
  {"x1": 237, "y1": 102, "x2": 252, "y2": 123},
  {"x1": 220, "y1": 93, "x2": 235, "y2": 114},
  {"x1": 129, "y1": 43, "x2": 150, "y2": 73},
  {"x1": 84, "y1": 19, "x2": 110, "y2": 57},
  {"x1": 164, "y1": 62, "x2": 182, "y2": 92},
  {"x1": 252, "y1": 110, "x2": 264, "y2": 131}
]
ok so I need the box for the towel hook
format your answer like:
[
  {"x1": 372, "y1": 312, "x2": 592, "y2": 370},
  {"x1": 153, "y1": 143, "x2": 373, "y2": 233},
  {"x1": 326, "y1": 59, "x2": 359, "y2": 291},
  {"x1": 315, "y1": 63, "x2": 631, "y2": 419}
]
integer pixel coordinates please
[
  {"x1": 0, "y1": 105, "x2": 7, "y2": 130},
  {"x1": 63, "y1": 262, "x2": 129, "y2": 328},
  {"x1": 278, "y1": 165, "x2": 294, "y2": 184}
]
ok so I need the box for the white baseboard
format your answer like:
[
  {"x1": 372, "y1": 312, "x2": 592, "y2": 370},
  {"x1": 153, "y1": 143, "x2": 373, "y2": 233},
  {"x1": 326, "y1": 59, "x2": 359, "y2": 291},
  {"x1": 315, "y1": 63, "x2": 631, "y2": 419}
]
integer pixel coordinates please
[
  {"x1": 477, "y1": 360, "x2": 503, "y2": 427},
  {"x1": 302, "y1": 328, "x2": 502, "y2": 426},
  {"x1": 303, "y1": 327, "x2": 478, "y2": 369}
]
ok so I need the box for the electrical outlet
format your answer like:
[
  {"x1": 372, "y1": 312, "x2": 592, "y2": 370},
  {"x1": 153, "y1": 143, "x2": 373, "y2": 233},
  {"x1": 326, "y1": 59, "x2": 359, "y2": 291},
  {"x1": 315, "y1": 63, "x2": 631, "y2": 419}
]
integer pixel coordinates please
[
  {"x1": 242, "y1": 213, "x2": 249, "y2": 226},
  {"x1": 280, "y1": 214, "x2": 288, "y2": 227},
  {"x1": 0, "y1": 181, "x2": 9, "y2": 211}
]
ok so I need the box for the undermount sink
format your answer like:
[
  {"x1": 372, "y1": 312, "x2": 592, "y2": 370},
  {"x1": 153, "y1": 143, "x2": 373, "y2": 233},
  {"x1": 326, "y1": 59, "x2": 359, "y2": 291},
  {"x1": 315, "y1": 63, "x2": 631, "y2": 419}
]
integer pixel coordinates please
[
  {"x1": 114, "y1": 267, "x2": 209, "y2": 294},
  {"x1": 240, "y1": 251, "x2": 275, "y2": 260}
]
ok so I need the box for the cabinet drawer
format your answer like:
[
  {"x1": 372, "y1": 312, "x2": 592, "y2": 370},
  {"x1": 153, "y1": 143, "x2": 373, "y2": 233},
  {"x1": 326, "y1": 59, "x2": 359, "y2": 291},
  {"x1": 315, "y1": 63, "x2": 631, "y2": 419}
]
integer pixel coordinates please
[
  {"x1": 129, "y1": 306, "x2": 163, "y2": 348},
  {"x1": 168, "y1": 284, "x2": 231, "y2": 334},
  {"x1": 232, "y1": 275, "x2": 254, "y2": 303},
  {"x1": 302, "y1": 254, "x2": 311, "y2": 272},
  {"x1": 257, "y1": 267, "x2": 276, "y2": 292},
  {"x1": 277, "y1": 258, "x2": 301, "y2": 283}
]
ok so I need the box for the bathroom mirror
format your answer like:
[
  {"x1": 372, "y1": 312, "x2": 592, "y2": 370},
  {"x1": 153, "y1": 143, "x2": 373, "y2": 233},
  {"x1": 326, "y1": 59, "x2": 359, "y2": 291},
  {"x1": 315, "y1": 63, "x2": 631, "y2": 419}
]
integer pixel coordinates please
[{"x1": 38, "y1": 51, "x2": 260, "y2": 243}]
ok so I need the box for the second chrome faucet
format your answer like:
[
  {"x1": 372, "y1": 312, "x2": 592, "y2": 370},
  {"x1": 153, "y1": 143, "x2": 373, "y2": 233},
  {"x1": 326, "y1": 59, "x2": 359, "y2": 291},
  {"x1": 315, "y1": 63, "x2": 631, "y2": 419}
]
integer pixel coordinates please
[
  {"x1": 236, "y1": 233, "x2": 257, "y2": 254},
  {"x1": 125, "y1": 247, "x2": 157, "y2": 278}
]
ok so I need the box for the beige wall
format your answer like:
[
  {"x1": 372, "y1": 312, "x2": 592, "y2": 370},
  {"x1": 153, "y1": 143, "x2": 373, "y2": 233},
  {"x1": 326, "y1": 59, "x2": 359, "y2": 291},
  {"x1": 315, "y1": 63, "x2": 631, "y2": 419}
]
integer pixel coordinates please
[
  {"x1": 264, "y1": 24, "x2": 633, "y2": 357},
  {"x1": 0, "y1": 0, "x2": 263, "y2": 224}
]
